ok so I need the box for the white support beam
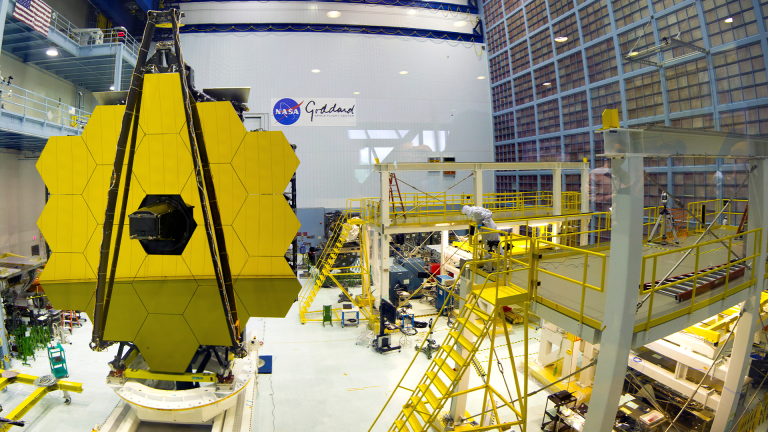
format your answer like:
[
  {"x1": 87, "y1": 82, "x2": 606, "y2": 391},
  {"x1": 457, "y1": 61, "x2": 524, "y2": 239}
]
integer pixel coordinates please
[
  {"x1": 380, "y1": 171, "x2": 390, "y2": 227},
  {"x1": 599, "y1": 127, "x2": 768, "y2": 158},
  {"x1": 627, "y1": 356, "x2": 721, "y2": 411},
  {"x1": 553, "y1": 168, "x2": 562, "y2": 215},
  {"x1": 583, "y1": 155, "x2": 644, "y2": 431},
  {"x1": 580, "y1": 167, "x2": 590, "y2": 246},
  {"x1": 646, "y1": 339, "x2": 729, "y2": 381},
  {"x1": 473, "y1": 170, "x2": 483, "y2": 207},
  {"x1": 374, "y1": 162, "x2": 589, "y2": 172}
]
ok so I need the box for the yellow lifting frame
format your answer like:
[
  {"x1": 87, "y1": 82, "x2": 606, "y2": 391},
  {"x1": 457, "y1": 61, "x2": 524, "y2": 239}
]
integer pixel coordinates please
[
  {"x1": 124, "y1": 368, "x2": 217, "y2": 383},
  {"x1": 0, "y1": 369, "x2": 83, "y2": 432}
]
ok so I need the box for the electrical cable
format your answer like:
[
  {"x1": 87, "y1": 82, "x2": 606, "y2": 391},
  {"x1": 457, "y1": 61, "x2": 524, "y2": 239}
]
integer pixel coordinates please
[{"x1": 663, "y1": 311, "x2": 744, "y2": 432}]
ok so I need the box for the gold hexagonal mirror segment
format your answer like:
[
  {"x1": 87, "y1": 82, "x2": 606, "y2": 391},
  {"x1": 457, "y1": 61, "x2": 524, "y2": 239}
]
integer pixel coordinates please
[
  {"x1": 232, "y1": 195, "x2": 300, "y2": 257},
  {"x1": 197, "y1": 101, "x2": 247, "y2": 164},
  {"x1": 37, "y1": 195, "x2": 97, "y2": 254},
  {"x1": 36, "y1": 136, "x2": 96, "y2": 195},
  {"x1": 232, "y1": 131, "x2": 299, "y2": 195},
  {"x1": 133, "y1": 314, "x2": 200, "y2": 373}
]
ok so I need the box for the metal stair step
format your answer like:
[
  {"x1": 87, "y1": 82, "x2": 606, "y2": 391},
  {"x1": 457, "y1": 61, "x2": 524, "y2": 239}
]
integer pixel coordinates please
[
  {"x1": 449, "y1": 331, "x2": 474, "y2": 352},
  {"x1": 425, "y1": 372, "x2": 449, "y2": 396},
  {"x1": 394, "y1": 420, "x2": 410, "y2": 432},
  {"x1": 434, "y1": 358, "x2": 458, "y2": 381},
  {"x1": 417, "y1": 384, "x2": 439, "y2": 408},
  {"x1": 441, "y1": 345, "x2": 466, "y2": 367},
  {"x1": 407, "y1": 398, "x2": 432, "y2": 422},
  {"x1": 456, "y1": 317, "x2": 483, "y2": 337},
  {"x1": 402, "y1": 408, "x2": 424, "y2": 431}
]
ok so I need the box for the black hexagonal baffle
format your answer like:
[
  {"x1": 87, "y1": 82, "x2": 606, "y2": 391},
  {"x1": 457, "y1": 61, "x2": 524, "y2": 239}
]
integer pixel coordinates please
[{"x1": 129, "y1": 195, "x2": 197, "y2": 255}]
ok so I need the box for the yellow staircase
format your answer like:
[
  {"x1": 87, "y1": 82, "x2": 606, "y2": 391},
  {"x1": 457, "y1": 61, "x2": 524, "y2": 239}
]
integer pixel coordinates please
[
  {"x1": 389, "y1": 281, "x2": 528, "y2": 432},
  {"x1": 298, "y1": 217, "x2": 354, "y2": 323}
]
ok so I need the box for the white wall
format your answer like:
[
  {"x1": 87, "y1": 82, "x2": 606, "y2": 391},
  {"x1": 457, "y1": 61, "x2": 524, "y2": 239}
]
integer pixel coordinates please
[
  {"x1": 0, "y1": 151, "x2": 45, "y2": 256},
  {"x1": 180, "y1": 32, "x2": 493, "y2": 209}
]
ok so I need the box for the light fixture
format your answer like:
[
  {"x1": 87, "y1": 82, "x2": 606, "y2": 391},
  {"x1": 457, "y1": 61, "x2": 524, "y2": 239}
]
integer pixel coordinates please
[
  {"x1": 109, "y1": 85, "x2": 115, "y2": 90},
  {"x1": 353, "y1": 92, "x2": 360, "y2": 94},
  {"x1": 311, "y1": 69, "x2": 321, "y2": 73},
  {"x1": 46, "y1": 46, "x2": 58, "y2": 56},
  {"x1": 477, "y1": 76, "x2": 486, "y2": 80},
  {"x1": 454, "y1": 21, "x2": 467, "y2": 27},
  {"x1": 724, "y1": 17, "x2": 734, "y2": 23},
  {"x1": 554, "y1": 36, "x2": 568, "y2": 43},
  {"x1": 628, "y1": 51, "x2": 639, "y2": 57},
  {"x1": 407, "y1": 9, "x2": 417, "y2": 15},
  {"x1": 327, "y1": 10, "x2": 341, "y2": 18},
  {"x1": 542, "y1": 82, "x2": 552, "y2": 86},
  {"x1": 399, "y1": 71, "x2": 408, "y2": 75}
]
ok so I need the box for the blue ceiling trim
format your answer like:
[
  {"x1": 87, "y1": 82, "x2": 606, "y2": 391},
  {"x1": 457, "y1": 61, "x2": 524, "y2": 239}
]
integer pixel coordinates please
[
  {"x1": 178, "y1": 23, "x2": 484, "y2": 43},
  {"x1": 168, "y1": 0, "x2": 478, "y2": 15}
]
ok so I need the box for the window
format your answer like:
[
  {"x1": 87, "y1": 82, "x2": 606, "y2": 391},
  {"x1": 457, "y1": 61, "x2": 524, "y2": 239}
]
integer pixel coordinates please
[
  {"x1": 670, "y1": 114, "x2": 715, "y2": 130},
  {"x1": 644, "y1": 172, "x2": 667, "y2": 207},
  {"x1": 530, "y1": 28, "x2": 554, "y2": 66},
  {"x1": 516, "y1": 106, "x2": 537, "y2": 138},
  {"x1": 506, "y1": 10, "x2": 527, "y2": 45},
  {"x1": 565, "y1": 173, "x2": 582, "y2": 191},
  {"x1": 590, "y1": 81, "x2": 622, "y2": 124},
  {"x1": 702, "y1": 0, "x2": 758, "y2": 47},
  {"x1": 653, "y1": 0, "x2": 685, "y2": 12},
  {"x1": 713, "y1": 43, "x2": 768, "y2": 105},
  {"x1": 763, "y1": 0, "x2": 768, "y2": 31},
  {"x1": 494, "y1": 113, "x2": 515, "y2": 142},
  {"x1": 492, "y1": 81, "x2": 514, "y2": 112},
  {"x1": 514, "y1": 73, "x2": 534, "y2": 105},
  {"x1": 579, "y1": 0, "x2": 611, "y2": 43},
  {"x1": 534, "y1": 64, "x2": 558, "y2": 99},
  {"x1": 490, "y1": 51, "x2": 511, "y2": 84},
  {"x1": 487, "y1": 25, "x2": 508, "y2": 56},
  {"x1": 564, "y1": 132, "x2": 590, "y2": 161},
  {"x1": 552, "y1": 14, "x2": 581, "y2": 55},
  {"x1": 672, "y1": 172, "x2": 718, "y2": 208},
  {"x1": 518, "y1": 174, "x2": 538, "y2": 191},
  {"x1": 656, "y1": 7, "x2": 703, "y2": 62},
  {"x1": 665, "y1": 58, "x2": 712, "y2": 113},
  {"x1": 612, "y1": 0, "x2": 649, "y2": 29},
  {"x1": 505, "y1": 0, "x2": 522, "y2": 15},
  {"x1": 495, "y1": 143, "x2": 516, "y2": 161},
  {"x1": 720, "y1": 105, "x2": 768, "y2": 135},
  {"x1": 559, "y1": 51, "x2": 585, "y2": 91},
  {"x1": 526, "y1": 0, "x2": 549, "y2": 31},
  {"x1": 561, "y1": 91, "x2": 589, "y2": 130},
  {"x1": 539, "y1": 137, "x2": 562, "y2": 161},
  {"x1": 510, "y1": 41, "x2": 531, "y2": 74},
  {"x1": 497, "y1": 174, "x2": 517, "y2": 192},
  {"x1": 540, "y1": 174, "x2": 553, "y2": 191},
  {"x1": 625, "y1": 70, "x2": 663, "y2": 119},
  {"x1": 537, "y1": 100, "x2": 561, "y2": 134},
  {"x1": 517, "y1": 140, "x2": 538, "y2": 161},
  {"x1": 618, "y1": 25, "x2": 655, "y2": 73},
  {"x1": 548, "y1": 0, "x2": 575, "y2": 20},
  {"x1": 585, "y1": 39, "x2": 618, "y2": 84},
  {"x1": 484, "y1": 0, "x2": 506, "y2": 28}
]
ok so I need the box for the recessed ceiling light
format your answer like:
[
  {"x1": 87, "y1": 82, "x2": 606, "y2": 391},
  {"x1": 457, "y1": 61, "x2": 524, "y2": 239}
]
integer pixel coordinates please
[
  {"x1": 477, "y1": 76, "x2": 486, "y2": 80},
  {"x1": 407, "y1": 9, "x2": 417, "y2": 15},
  {"x1": 46, "y1": 46, "x2": 58, "y2": 56},
  {"x1": 542, "y1": 82, "x2": 552, "y2": 86},
  {"x1": 353, "y1": 92, "x2": 360, "y2": 94},
  {"x1": 110, "y1": 85, "x2": 115, "y2": 90},
  {"x1": 311, "y1": 69, "x2": 321, "y2": 73},
  {"x1": 454, "y1": 21, "x2": 467, "y2": 27},
  {"x1": 399, "y1": 71, "x2": 408, "y2": 75},
  {"x1": 327, "y1": 10, "x2": 341, "y2": 18},
  {"x1": 554, "y1": 36, "x2": 568, "y2": 42},
  {"x1": 724, "y1": 17, "x2": 734, "y2": 23}
]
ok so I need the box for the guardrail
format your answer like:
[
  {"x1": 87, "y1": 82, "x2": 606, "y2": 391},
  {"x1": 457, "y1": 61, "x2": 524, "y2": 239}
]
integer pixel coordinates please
[
  {"x1": 635, "y1": 228, "x2": 761, "y2": 333},
  {"x1": 0, "y1": 81, "x2": 91, "y2": 133},
  {"x1": 49, "y1": 9, "x2": 141, "y2": 56},
  {"x1": 687, "y1": 199, "x2": 749, "y2": 232}
]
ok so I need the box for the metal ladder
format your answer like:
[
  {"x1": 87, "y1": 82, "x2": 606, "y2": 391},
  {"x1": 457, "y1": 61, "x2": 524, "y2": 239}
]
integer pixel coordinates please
[
  {"x1": 390, "y1": 294, "x2": 500, "y2": 432},
  {"x1": 389, "y1": 173, "x2": 407, "y2": 221},
  {"x1": 297, "y1": 219, "x2": 353, "y2": 323}
]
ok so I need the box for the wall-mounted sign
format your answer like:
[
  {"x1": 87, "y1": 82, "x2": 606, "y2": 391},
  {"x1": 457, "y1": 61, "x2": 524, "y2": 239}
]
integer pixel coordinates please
[{"x1": 271, "y1": 98, "x2": 356, "y2": 127}]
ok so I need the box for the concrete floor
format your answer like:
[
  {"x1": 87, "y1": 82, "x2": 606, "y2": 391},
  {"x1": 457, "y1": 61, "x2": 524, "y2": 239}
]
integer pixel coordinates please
[{"x1": 0, "y1": 281, "x2": 548, "y2": 431}]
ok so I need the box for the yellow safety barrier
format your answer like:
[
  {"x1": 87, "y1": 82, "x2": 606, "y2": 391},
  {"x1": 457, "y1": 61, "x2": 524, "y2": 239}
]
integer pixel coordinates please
[
  {"x1": 636, "y1": 228, "x2": 761, "y2": 333},
  {"x1": 738, "y1": 392, "x2": 768, "y2": 432}
]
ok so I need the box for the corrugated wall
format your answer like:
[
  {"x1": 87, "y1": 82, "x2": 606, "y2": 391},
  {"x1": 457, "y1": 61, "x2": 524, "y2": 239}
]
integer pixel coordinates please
[{"x1": 179, "y1": 31, "x2": 493, "y2": 209}]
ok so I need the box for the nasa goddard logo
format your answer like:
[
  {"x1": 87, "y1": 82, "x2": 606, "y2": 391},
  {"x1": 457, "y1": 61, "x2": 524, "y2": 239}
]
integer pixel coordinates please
[{"x1": 273, "y1": 98, "x2": 303, "y2": 126}]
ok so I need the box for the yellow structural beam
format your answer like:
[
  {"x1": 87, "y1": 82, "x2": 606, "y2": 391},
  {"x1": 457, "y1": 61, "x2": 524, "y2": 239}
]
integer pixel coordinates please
[
  {"x1": 0, "y1": 370, "x2": 83, "y2": 432},
  {"x1": 124, "y1": 368, "x2": 217, "y2": 383}
]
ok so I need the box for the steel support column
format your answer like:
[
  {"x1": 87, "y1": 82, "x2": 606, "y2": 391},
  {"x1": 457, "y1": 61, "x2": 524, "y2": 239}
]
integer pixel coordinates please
[
  {"x1": 381, "y1": 171, "x2": 390, "y2": 227},
  {"x1": 583, "y1": 154, "x2": 644, "y2": 431},
  {"x1": 473, "y1": 169, "x2": 483, "y2": 207},
  {"x1": 113, "y1": 43, "x2": 123, "y2": 91}
]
